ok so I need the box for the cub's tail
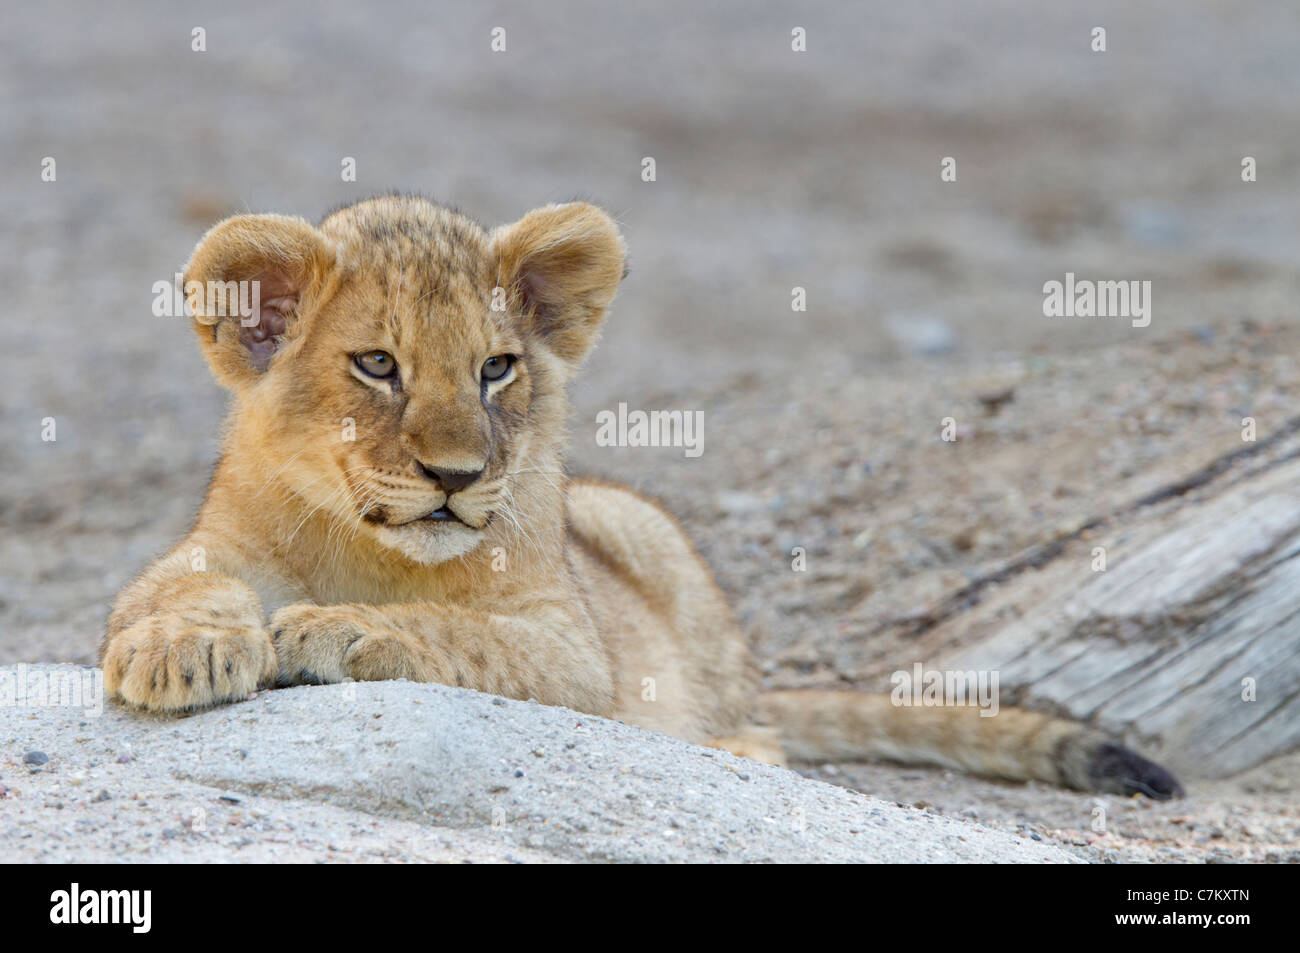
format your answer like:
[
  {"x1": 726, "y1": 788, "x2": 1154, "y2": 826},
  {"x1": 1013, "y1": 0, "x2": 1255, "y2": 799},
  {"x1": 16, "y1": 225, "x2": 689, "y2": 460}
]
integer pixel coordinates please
[{"x1": 753, "y1": 690, "x2": 1183, "y2": 799}]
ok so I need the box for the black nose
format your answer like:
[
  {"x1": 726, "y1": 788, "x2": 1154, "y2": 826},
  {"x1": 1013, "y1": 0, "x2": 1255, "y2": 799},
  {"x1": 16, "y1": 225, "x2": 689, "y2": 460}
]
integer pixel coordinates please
[{"x1": 417, "y1": 463, "x2": 484, "y2": 494}]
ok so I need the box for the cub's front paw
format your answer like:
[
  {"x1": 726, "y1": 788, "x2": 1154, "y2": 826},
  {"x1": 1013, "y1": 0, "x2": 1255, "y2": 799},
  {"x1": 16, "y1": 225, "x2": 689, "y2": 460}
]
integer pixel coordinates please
[
  {"x1": 103, "y1": 610, "x2": 276, "y2": 712},
  {"x1": 270, "y1": 603, "x2": 424, "y2": 686}
]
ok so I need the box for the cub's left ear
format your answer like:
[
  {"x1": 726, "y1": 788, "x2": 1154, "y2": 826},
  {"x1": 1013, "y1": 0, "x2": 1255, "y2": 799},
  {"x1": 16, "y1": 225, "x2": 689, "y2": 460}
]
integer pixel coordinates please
[
  {"x1": 183, "y1": 214, "x2": 337, "y2": 389},
  {"x1": 491, "y1": 202, "x2": 627, "y2": 367}
]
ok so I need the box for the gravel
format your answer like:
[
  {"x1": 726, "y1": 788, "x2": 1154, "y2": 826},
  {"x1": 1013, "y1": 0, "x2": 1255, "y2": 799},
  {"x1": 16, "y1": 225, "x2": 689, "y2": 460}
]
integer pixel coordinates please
[{"x1": 0, "y1": 664, "x2": 1079, "y2": 863}]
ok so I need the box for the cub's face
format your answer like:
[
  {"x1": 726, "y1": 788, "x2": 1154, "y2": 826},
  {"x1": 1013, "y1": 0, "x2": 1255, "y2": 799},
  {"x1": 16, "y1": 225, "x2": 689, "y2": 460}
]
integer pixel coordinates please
[
  {"x1": 271, "y1": 243, "x2": 534, "y2": 565},
  {"x1": 183, "y1": 196, "x2": 625, "y2": 565}
]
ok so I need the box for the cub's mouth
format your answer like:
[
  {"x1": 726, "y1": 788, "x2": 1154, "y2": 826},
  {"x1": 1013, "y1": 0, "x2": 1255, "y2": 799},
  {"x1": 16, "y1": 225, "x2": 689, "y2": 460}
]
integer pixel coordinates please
[
  {"x1": 362, "y1": 499, "x2": 493, "y2": 566},
  {"x1": 421, "y1": 505, "x2": 464, "y2": 525},
  {"x1": 361, "y1": 502, "x2": 490, "y2": 531},
  {"x1": 360, "y1": 504, "x2": 460, "y2": 528}
]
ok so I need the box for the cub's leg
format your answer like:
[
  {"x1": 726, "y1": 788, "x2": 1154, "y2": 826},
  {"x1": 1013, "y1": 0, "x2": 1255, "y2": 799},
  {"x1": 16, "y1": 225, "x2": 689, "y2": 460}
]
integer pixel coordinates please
[
  {"x1": 268, "y1": 600, "x2": 615, "y2": 716},
  {"x1": 707, "y1": 726, "x2": 788, "y2": 766},
  {"x1": 101, "y1": 548, "x2": 277, "y2": 711}
]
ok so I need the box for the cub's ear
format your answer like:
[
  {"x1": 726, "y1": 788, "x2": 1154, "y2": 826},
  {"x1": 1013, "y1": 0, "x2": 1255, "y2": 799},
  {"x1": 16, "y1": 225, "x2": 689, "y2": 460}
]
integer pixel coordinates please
[
  {"x1": 491, "y1": 202, "x2": 627, "y2": 368},
  {"x1": 182, "y1": 214, "x2": 337, "y2": 388}
]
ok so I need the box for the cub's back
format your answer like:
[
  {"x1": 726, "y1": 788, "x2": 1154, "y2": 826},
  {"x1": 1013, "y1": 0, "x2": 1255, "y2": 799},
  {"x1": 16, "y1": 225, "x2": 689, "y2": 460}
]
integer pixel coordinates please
[{"x1": 564, "y1": 478, "x2": 755, "y2": 741}]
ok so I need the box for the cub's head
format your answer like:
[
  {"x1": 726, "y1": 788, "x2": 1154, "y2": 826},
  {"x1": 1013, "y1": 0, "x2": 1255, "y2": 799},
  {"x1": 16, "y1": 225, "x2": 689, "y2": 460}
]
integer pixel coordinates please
[{"x1": 182, "y1": 195, "x2": 625, "y2": 564}]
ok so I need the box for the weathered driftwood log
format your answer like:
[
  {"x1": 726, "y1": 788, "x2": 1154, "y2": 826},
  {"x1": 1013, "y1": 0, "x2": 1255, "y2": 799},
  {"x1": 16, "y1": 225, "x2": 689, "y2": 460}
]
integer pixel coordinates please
[{"x1": 933, "y1": 456, "x2": 1300, "y2": 779}]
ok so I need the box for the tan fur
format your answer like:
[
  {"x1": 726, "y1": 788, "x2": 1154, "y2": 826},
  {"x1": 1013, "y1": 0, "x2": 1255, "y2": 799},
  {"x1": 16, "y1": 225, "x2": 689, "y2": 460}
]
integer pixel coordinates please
[{"x1": 101, "y1": 196, "x2": 1181, "y2": 799}]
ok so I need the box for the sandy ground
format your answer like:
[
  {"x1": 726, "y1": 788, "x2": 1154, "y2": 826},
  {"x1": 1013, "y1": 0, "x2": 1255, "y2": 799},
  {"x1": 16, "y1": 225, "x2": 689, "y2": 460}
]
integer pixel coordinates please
[
  {"x1": 1, "y1": 1, "x2": 1297, "y2": 861},
  {"x1": 2, "y1": 669, "x2": 1086, "y2": 864}
]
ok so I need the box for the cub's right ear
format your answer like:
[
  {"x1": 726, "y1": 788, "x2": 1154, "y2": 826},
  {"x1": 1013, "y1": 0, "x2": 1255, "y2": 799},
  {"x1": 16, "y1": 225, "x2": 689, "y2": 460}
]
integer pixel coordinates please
[{"x1": 182, "y1": 214, "x2": 337, "y2": 389}]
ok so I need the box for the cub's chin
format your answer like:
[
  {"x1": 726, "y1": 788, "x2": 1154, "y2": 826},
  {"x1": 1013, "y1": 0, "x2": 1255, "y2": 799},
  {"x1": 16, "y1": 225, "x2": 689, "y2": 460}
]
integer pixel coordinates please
[{"x1": 370, "y1": 519, "x2": 486, "y2": 565}]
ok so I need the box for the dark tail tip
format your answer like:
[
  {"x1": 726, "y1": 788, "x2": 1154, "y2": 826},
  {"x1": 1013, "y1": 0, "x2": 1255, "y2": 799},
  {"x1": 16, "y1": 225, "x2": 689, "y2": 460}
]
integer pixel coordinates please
[{"x1": 1087, "y1": 741, "x2": 1184, "y2": 799}]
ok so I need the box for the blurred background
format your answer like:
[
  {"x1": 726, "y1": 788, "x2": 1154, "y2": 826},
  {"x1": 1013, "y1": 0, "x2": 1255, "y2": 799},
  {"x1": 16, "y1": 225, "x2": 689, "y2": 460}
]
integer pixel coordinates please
[{"x1": 2, "y1": 2, "x2": 1298, "y2": 855}]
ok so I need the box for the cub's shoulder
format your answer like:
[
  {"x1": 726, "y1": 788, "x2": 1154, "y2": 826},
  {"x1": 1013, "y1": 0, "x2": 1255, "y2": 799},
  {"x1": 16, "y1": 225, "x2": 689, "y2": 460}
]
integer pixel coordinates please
[{"x1": 565, "y1": 477, "x2": 696, "y2": 562}]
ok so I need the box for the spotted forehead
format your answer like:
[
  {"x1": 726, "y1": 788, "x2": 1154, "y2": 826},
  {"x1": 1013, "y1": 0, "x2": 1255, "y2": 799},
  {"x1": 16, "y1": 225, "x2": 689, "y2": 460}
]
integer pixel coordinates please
[
  {"x1": 321, "y1": 197, "x2": 503, "y2": 343},
  {"x1": 324, "y1": 199, "x2": 493, "y2": 292}
]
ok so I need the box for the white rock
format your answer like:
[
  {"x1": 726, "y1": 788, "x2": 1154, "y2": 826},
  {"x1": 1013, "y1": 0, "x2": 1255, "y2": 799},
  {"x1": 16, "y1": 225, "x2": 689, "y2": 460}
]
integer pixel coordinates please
[{"x1": 0, "y1": 664, "x2": 1078, "y2": 863}]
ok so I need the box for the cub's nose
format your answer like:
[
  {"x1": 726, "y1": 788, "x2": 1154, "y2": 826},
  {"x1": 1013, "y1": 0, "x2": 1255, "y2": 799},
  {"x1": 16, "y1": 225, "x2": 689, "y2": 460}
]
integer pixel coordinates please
[{"x1": 417, "y1": 462, "x2": 484, "y2": 494}]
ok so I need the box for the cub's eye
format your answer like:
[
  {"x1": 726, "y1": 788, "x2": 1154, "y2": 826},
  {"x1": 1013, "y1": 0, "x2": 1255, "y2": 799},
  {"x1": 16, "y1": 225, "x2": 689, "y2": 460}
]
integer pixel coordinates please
[
  {"x1": 355, "y1": 351, "x2": 397, "y2": 378},
  {"x1": 481, "y1": 354, "x2": 515, "y2": 382}
]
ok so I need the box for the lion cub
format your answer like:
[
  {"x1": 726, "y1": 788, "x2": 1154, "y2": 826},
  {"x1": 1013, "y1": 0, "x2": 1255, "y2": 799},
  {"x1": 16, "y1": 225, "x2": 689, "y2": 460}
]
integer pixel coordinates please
[{"x1": 102, "y1": 195, "x2": 1181, "y2": 798}]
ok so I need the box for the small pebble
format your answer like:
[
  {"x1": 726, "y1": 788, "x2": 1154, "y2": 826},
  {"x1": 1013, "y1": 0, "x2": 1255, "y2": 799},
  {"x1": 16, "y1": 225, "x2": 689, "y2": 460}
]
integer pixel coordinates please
[{"x1": 23, "y1": 750, "x2": 49, "y2": 767}]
